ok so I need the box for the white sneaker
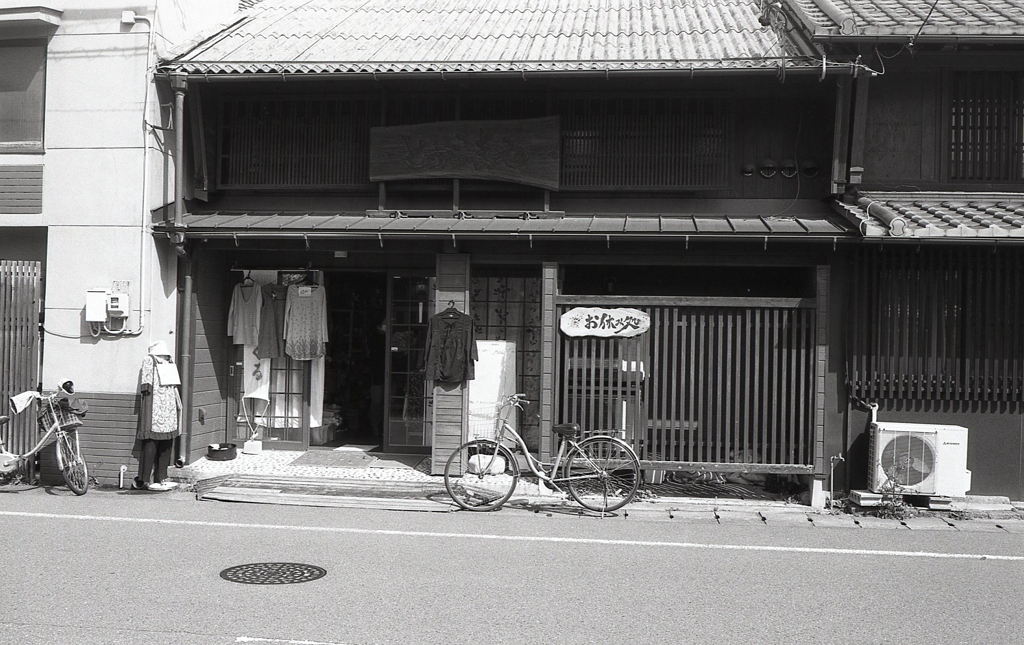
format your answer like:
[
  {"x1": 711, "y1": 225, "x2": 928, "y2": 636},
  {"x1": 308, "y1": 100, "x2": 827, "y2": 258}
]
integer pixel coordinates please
[{"x1": 149, "y1": 481, "x2": 176, "y2": 491}]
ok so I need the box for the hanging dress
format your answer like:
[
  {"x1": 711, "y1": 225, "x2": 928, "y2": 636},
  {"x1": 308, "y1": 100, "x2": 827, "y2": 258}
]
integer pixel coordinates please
[
  {"x1": 227, "y1": 283, "x2": 262, "y2": 346},
  {"x1": 284, "y1": 284, "x2": 328, "y2": 360},
  {"x1": 139, "y1": 354, "x2": 182, "y2": 440}
]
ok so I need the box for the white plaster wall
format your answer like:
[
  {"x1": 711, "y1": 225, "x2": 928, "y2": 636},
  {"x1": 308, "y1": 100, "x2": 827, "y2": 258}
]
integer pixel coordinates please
[{"x1": 34, "y1": 0, "x2": 237, "y2": 394}]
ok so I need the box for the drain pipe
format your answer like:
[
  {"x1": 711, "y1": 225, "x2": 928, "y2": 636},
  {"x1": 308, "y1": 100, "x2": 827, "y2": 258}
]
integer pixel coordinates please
[
  {"x1": 169, "y1": 71, "x2": 192, "y2": 468},
  {"x1": 170, "y1": 72, "x2": 188, "y2": 257}
]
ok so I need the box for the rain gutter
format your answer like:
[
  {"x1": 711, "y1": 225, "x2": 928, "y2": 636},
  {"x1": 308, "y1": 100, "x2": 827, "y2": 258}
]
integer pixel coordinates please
[{"x1": 157, "y1": 64, "x2": 852, "y2": 84}]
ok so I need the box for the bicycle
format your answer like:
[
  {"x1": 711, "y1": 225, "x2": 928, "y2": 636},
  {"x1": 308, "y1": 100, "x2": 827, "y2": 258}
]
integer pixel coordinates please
[
  {"x1": 0, "y1": 381, "x2": 90, "y2": 495},
  {"x1": 443, "y1": 393, "x2": 641, "y2": 513}
]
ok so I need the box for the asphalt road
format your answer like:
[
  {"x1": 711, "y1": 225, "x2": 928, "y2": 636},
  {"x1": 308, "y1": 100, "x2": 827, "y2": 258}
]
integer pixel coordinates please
[{"x1": 1, "y1": 485, "x2": 1022, "y2": 645}]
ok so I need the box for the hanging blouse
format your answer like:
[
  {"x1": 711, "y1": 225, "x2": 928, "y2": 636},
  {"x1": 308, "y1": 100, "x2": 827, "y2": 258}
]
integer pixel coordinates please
[
  {"x1": 227, "y1": 283, "x2": 262, "y2": 346},
  {"x1": 256, "y1": 283, "x2": 289, "y2": 359},
  {"x1": 284, "y1": 284, "x2": 328, "y2": 360}
]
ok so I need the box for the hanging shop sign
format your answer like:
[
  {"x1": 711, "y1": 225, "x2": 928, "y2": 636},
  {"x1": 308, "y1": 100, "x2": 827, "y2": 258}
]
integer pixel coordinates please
[
  {"x1": 369, "y1": 116, "x2": 561, "y2": 190},
  {"x1": 559, "y1": 307, "x2": 650, "y2": 338}
]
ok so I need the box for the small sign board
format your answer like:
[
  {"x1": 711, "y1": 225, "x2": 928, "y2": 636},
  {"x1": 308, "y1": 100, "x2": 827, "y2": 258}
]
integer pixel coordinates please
[{"x1": 560, "y1": 307, "x2": 650, "y2": 338}]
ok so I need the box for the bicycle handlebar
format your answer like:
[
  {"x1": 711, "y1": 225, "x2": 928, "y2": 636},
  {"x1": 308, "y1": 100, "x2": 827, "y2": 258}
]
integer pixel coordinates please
[{"x1": 505, "y1": 393, "x2": 530, "y2": 406}]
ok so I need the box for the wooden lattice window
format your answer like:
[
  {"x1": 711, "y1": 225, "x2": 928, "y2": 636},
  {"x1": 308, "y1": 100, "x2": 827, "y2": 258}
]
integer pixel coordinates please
[
  {"x1": 557, "y1": 96, "x2": 731, "y2": 190},
  {"x1": 219, "y1": 97, "x2": 380, "y2": 188},
  {"x1": 848, "y1": 248, "x2": 1024, "y2": 402},
  {"x1": 949, "y1": 71, "x2": 1024, "y2": 182}
]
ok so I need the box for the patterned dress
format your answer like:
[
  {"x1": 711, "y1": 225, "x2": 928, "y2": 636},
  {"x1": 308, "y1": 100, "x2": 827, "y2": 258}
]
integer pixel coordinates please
[
  {"x1": 284, "y1": 284, "x2": 328, "y2": 360},
  {"x1": 139, "y1": 355, "x2": 181, "y2": 440}
]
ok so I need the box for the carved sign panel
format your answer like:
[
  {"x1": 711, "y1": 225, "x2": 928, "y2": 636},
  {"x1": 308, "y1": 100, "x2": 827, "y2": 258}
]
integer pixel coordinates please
[
  {"x1": 560, "y1": 307, "x2": 650, "y2": 338},
  {"x1": 369, "y1": 116, "x2": 560, "y2": 190}
]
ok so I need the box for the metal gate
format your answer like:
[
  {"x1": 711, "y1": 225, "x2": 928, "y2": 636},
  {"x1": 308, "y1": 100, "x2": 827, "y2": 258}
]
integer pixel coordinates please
[
  {"x1": 0, "y1": 260, "x2": 42, "y2": 460},
  {"x1": 557, "y1": 299, "x2": 816, "y2": 471}
]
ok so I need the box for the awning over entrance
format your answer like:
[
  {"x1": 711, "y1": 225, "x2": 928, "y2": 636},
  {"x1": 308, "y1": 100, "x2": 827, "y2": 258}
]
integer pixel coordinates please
[
  {"x1": 155, "y1": 210, "x2": 855, "y2": 241},
  {"x1": 834, "y1": 192, "x2": 1024, "y2": 240}
]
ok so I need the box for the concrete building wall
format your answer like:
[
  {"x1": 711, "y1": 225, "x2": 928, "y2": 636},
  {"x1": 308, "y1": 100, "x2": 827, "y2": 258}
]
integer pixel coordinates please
[
  {"x1": 0, "y1": 1, "x2": 236, "y2": 484},
  {"x1": 0, "y1": 1, "x2": 235, "y2": 395}
]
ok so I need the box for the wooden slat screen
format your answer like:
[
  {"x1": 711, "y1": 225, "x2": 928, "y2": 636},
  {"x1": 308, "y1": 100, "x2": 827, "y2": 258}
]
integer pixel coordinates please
[
  {"x1": 219, "y1": 97, "x2": 380, "y2": 188},
  {"x1": 848, "y1": 247, "x2": 1024, "y2": 402},
  {"x1": 949, "y1": 71, "x2": 1024, "y2": 182},
  {"x1": 0, "y1": 165, "x2": 43, "y2": 214},
  {"x1": 0, "y1": 260, "x2": 42, "y2": 458},
  {"x1": 558, "y1": 302, "x2": 816, "y2": 468},
  {"x1": 557, "y1": 96, "x2": 731, "y2": 190},
  {"x1": 216, "y1": 94, "x2": 732, "y2": 191}
]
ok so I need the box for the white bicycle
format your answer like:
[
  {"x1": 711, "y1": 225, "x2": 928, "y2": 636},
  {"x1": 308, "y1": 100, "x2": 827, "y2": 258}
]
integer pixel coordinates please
[
  {"x1": 0, "y1": 382, "x2": 89, "y2": 495},
  {"x1": 444, "y1": 394, "x2": 642, "y2": 513}
]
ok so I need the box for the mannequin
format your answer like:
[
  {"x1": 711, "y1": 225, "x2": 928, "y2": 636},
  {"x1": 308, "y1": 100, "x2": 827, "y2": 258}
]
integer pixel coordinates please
[{"x1": 134, "y1": 341, "x2": 182, "y2": 491}]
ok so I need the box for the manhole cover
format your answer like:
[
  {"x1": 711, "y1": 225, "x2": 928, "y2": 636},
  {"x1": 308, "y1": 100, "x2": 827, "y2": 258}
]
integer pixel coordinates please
[{"x1": 220, "y1": 562, "x2": 327, "y2": 585}]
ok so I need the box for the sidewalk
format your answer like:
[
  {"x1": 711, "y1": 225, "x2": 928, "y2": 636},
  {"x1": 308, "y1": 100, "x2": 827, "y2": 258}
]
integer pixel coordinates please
[{"x1": 165, "y1": 448, "x2": 1024, "y2": 528}]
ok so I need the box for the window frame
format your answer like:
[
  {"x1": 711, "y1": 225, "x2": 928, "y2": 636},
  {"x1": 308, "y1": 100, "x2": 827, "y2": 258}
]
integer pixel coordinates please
[
  {"x1": 946, "y1": 69, "x2": 1024, "y2": 184},
  {"x1": 0, "y1": 39, "x2": 47, "y2": 154}
]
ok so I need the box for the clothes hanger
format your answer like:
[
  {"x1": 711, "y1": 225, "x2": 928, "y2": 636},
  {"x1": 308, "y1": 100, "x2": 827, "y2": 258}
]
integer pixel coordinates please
[
  {"x1": 241, "y1": 270, "x2": 255, "y2": 286},
  {"x1": 439, "y1": 300, "x2": 461, "y2": 318}
]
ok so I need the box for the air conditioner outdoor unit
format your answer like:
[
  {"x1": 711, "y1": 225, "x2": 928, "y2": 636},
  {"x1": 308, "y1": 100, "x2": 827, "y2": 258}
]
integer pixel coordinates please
[{"x1": 868, "y1": 422, "x2": 971, "y2": 497}]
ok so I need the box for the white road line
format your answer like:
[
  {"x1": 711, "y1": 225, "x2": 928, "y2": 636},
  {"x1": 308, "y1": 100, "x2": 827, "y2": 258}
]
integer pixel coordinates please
[
  {"x1": 2, "y1": 510, "x2": 1022, "y2": 562},
  {"x1": 236, "y1": 638, "x2": 354, "y2": 644}
]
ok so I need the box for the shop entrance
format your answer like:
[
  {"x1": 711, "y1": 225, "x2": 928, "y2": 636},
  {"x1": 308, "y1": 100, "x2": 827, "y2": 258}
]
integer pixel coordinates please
[
  {"x1": 317, "y1": 271, "x2": 388, "y2": 449},
  {"x1": 229, "y1": 270, "x2": 432, "y2": 454},
  {"x1": 317, "y1": 271, "x2": 432, "y2": 454}
]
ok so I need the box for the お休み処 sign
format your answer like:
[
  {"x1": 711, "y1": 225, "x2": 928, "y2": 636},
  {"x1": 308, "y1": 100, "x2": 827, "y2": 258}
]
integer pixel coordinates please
[{"x1": 559, "y1": 307, "x2": 650, "y2": 338}]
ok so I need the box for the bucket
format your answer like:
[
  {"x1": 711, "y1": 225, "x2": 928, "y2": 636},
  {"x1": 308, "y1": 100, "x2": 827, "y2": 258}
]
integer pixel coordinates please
[{"x1": 207, "y1": 443, "x2": 237, "y2": 461}]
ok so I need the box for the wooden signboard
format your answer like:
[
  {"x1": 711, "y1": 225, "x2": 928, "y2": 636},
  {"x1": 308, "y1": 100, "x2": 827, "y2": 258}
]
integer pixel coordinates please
[
  {"x1": 560, "y1": 307, "x2": 650, "y2": 338},
  {"x1": 369, "y1": 116, "x2": 560, "y2": 190}
]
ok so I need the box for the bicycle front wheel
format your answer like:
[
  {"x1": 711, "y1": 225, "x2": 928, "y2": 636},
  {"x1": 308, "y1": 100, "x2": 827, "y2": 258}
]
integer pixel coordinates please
[
  {"x1": 444, "y1": 440, "x2": 520, "y2": 511},
  {"x1": 55, "y1": 429, "x2": 89, "y2": 495},
  {"x1": 563, "y1": 436, "x2": 640, "y2": 513}
]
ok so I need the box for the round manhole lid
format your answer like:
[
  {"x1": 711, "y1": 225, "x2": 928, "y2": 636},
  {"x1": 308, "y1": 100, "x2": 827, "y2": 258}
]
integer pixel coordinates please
[{"x1": 220, "y1": 562, "x2": 327, "y2": 585}]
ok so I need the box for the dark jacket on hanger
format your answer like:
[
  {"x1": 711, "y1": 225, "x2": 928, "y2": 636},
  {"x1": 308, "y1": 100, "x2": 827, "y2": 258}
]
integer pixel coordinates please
[{"x1": 424, "y1": 308, "x2": 477, "y2": 383}]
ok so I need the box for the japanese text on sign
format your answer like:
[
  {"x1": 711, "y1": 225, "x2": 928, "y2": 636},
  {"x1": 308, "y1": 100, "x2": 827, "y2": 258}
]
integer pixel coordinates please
[{"x1": 559, "y1": 307, "x2": 650, "y2": 338}]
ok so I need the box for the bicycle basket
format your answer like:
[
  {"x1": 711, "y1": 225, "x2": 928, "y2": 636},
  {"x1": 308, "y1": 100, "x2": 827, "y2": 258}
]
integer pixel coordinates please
[
  {"x1": 466, "y1": 402, "x2": 503, "y2": 441},
  {"x1": 38, "y1": 401, "x2": 83, "y2": 431}
]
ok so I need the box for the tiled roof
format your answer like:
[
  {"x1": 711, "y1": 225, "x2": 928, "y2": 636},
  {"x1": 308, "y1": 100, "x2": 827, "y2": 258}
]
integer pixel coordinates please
[
  {"x1": 159, "y1": 210, "x2": 853, "y2": 239},
  {"x1": 788, "y1": 0, "x2": 1024, "y2": 39},
  {"x1": 834, "y1": 192, "x2": 1024, "y2": 239},
  {"x1": 161, "y1": 0, "x2": 818, "y2": 76}
]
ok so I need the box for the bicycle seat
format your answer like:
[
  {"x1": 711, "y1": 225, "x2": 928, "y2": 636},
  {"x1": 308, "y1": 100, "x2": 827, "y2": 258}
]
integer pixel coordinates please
[{"x1": 552, "y1": 423, "x2": 580, "y2": 438}]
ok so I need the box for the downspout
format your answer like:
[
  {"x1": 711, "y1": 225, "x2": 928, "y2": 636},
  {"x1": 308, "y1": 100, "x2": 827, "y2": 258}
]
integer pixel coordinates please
[
  {"x1": 175, "y1": 253, "x2": 195, "y2": 467},
  {"x1": 169, "y1": 72, "x2": 192, "y2": 466},
  {"x1": 170, "y1": 73, "x2": 188, "y2": 248}
]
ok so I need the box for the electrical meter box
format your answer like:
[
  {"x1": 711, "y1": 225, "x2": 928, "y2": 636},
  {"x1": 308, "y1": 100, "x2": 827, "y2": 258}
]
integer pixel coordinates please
[
  {"x1": 106, "y1": 293, "x2": 129, "y2": 318},
  {"x1": 85, "y1": 289, "x2": 109, "y2": 322}
]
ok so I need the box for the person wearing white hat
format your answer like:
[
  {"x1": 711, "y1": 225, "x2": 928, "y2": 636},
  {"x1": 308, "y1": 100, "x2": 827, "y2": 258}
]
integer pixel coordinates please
[{"x1": 134, "y1": 341, "x2": 182, "y2": 491}]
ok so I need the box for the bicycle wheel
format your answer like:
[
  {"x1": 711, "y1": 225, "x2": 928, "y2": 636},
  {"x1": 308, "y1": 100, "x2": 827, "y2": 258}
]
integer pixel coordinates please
[
  {"x1": 563, "y1": 436, "x2": 640, "y2": 513},
  {"x1": 55, "y1": 429, "x2": 89, "y2": 495},
  {"x1": 444, "y1": 440, "x2": 519, "y2": 511}
]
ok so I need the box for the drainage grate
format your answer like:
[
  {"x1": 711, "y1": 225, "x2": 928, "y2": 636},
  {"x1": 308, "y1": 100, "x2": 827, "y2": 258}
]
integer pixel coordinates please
[{"x1": 220, "y1": 562, "x2": 327, "y2": 585}]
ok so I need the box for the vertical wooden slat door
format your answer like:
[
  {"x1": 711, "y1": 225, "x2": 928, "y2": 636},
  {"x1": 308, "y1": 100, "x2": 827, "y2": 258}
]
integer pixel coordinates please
[
  {"x1": 557, "y1": 298, "x2": 816, "y2": 470},
  {"x1": 0, "y1": 260, "x2": 42, "y2": 457}
]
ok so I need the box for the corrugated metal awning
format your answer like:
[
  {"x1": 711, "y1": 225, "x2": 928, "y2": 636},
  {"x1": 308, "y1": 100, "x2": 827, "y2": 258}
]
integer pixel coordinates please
[
  {"x1": 155, "y1": 210, "x2": 855, "y2": 241},
  {"x1": 159, "y1": 0, "x2": 825, "y2": 77}
]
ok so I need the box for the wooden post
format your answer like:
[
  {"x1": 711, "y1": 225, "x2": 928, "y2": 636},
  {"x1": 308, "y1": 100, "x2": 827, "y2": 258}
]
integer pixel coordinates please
[
  {"x1": 540, "y1": 263, "x2": 558, "y2": 464},
  {"x1": 430, "y1": 254, "x2": 471, "y2": 475},
  {"x1": 814, "y1": 265, "x2": 830, "y2": 480}
]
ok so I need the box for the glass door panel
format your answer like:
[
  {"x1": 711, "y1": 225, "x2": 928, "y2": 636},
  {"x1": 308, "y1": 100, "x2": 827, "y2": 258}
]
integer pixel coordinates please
[
  {"x1": 230, "y1": 348, "x2": 308, "y2": 451},
  {"x1": 385, "y1": 275, "x2": 432, "y2": 453}
]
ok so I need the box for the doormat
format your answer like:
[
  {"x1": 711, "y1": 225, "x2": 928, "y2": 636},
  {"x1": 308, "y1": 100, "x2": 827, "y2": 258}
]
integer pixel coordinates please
[
  {"x1": 289, "y1": 451, "x2": 376, "y2": 468},
  {"x1": 368, "y1": 454, "x2": 428, "y2": 470}
]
